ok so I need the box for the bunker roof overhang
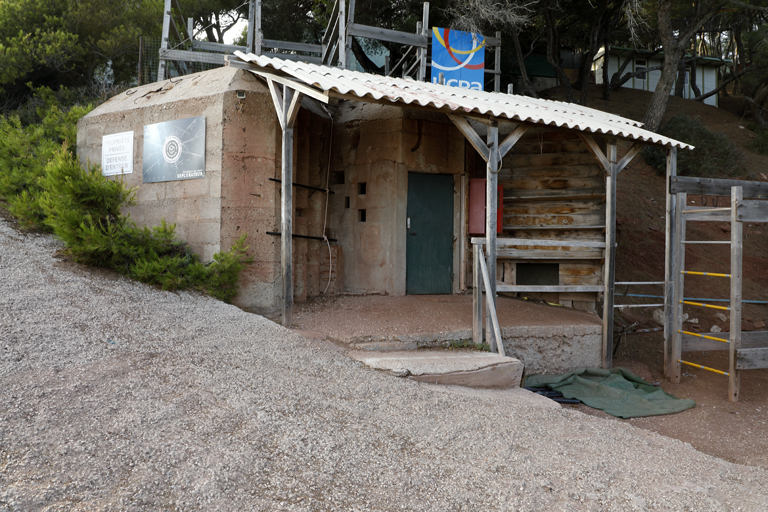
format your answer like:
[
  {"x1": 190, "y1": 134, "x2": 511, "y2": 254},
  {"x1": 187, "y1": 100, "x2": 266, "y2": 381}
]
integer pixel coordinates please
[
  {"x1": 229, "y1": 51, "x2": 692, "y2": 151},
  {"x1": 229, "y1": 52, "x2": 688, "y2": 367}
]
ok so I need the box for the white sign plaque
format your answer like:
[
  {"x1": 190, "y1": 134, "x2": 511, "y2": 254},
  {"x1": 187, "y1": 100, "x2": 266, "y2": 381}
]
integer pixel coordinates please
[{"x1": 101, "y1": 131, "x2": 134, "y2": 176}]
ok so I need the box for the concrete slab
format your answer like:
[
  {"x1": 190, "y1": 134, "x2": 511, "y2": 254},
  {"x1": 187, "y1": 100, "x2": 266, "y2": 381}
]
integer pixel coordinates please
[
  {"x1": 295, "y1": 294, "x2": 603, "y2": 374},
  {"x1": 347, "y1": 350, "x2": 524, "y2": 389}
]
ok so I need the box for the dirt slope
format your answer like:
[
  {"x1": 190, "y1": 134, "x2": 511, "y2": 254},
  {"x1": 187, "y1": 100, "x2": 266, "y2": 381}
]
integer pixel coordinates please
[{"x1": 546, "y1": 84, "x2": 768, "y2": 469}]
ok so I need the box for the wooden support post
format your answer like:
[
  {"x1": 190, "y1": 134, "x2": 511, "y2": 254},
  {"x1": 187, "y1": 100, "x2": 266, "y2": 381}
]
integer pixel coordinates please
[
  {"x1": 246, "y1": 0, "x2": 255, "y2": 53},
  {"x1": 246, "y1": 0, "x2": 263, "y2": 55},
  {"x1": 281, "y1": 88, "x2": 295, "y2": 327},
  {"x1": 158, "y1": 0, "x2": 173, "y2": 81},
  {"x1": 478, "y1": 247, "x2": 505, "y2": 357},
  {"x1": 345, "y1": 0, "x2": 355, "y2": 69},
  {"x1": 729, "y1": 186, "x2": 743, "y2": 401},
  {"x1": 460, "y1": 175, "x2": 467, "y2": 291},
  {"x1": 338, "y1": 0, "x2": 346, "y2": 68},
  {"x1": 255, "y1": 0, "x2": 263, "y2": 55},
  {"x1": 664, "y1": 147, "x2": 677, "y2": 379},
  {"x1": 602, "y1": 141, "x2": 618, "y2": 368},
  {"x1": 670, "y1": 191, "x2": 686, "y2": 383},
  {"x1": 494, "y1": 31, "x2": 501, "y2": 92},
  {"x1": 418, "y1": 2, "x2": 430, "y2": 82},
  {"x1": 266, "y1": 82, "x2": 303, "y2": 328},
  {"x1": 485, "y1": 122, "x2": 499, "y2": 352},
  {"x1": 472, "y1": 243, "x2": 483, "y2": 346}
]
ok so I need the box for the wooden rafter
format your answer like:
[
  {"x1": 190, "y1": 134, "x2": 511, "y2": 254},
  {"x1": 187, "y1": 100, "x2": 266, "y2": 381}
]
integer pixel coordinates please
[
  {"x1": 616, "y1": 143, "x2": 642, "y2": 173},
  {"x1": 578, "y1": 133, "x2": 610, "y2": 173},
  {"x1": 448, "y1": 115, "x2": 491, "y2": 162}
]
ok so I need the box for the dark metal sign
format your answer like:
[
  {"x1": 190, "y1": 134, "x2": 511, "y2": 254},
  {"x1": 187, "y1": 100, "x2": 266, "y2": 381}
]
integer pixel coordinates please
[{"x1": 142, "y1": 116, "x2": 206, "y2": 183}]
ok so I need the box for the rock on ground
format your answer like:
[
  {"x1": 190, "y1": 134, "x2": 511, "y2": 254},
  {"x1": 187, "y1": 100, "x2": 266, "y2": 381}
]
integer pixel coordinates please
[{"x1": 2, "y1": 216, "x2": 768, "y2": 511}]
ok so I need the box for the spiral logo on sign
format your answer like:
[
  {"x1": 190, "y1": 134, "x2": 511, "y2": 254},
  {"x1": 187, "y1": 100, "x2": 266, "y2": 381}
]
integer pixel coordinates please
[
  {"x1": 431, "y1": 28, "x2": 485, "y2": 72},
  {"x1": 162, "y1": 135, "x2": 182, "y2": 164}
]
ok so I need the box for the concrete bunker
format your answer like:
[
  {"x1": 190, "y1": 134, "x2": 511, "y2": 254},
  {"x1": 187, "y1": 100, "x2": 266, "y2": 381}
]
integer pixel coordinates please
[{"x1": 77, "y1": 57, "x2": 691, "y2": 372}]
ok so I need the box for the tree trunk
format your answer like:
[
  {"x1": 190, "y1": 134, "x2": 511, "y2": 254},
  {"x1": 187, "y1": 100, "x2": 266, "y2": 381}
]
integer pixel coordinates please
[
  {"x1": 693, "y1": 67, "x2": 751, "y2": 102},
  {"x1": 643, "y1": 47, "x2": 684, "y2": 132},
  {"x1": 642, "y1": 0, "x2": 725, "y2": 131},
  {"x1": 512, "y1": 29, "x2": 537, "y2": 97},
  {"x1": 575, "y1": 20, "x2": 601, "y2": 105},
  {"x1": 602, "y1": 37, "x2": 610, "y2": 101},
  {"x1": 543, "y1": 8, "x2": 574, "y2": 103},
  {"x1": 690, "y1": 50, "x2": 702, "y2": 98},
  {"x1": 350, "y1": 38, "x2": 383, "y2": 74},
  {"x1": 748, "y1": 84, "x2": 768, "y2": 130},
  {"x1": 674, "y1": 57, "x2": 686, "y2": 97},
  {"x1": 609, "y1": 51, "x2": 638, "y2": 91}
]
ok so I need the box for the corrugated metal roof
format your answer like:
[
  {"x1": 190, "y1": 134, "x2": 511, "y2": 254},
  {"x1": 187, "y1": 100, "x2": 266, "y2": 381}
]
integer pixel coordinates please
[{"x1": 233, "y1": 51, "x2": 693, "y2": 150}]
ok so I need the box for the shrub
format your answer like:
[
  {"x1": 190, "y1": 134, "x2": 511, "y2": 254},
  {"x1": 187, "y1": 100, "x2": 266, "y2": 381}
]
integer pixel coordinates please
[
  {"x1": 643, "y1": 114, "x2": 742, "y2": 177},
  {"x1": 0, "y1": 87, "x2": 91, "y2": 228},
  {"x1": 38, "y1": 149, "x2": 253, "y2": 303},
  {"x1": 748, "y1": 128, "x2": 768, "y2": 155},
  {"x1": 1, "y1": 87, "x2": 253, "y2": 303}
]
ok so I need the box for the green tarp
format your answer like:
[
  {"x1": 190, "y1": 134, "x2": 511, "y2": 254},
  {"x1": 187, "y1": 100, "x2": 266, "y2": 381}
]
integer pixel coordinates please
[{"x1": 525, "y1": 368, "x2": 696, "y2": 419}]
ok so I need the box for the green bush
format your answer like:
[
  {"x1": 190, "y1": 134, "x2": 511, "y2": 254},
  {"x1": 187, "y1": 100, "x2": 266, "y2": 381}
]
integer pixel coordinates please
[
  {"x1": 36, "y1": 147, "x2": 252, "y2": 303},
  {"x1": 1, "y1": 88, "x2": 253, "y2": 303},
  {"x1": 748, "y1": 128, "x2": 768, "y2": 155},
  {"x1": 0, "y1": 87, "x2": 91, "y2": 227},
  {"x1": 643, "y1": 114, "x2": 742, "y2": 177}
]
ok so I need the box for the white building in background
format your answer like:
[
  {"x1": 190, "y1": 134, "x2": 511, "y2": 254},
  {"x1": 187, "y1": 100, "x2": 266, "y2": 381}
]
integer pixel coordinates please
[{"x1": 593, "y1": 46, "x2": 730, "y2": 107}]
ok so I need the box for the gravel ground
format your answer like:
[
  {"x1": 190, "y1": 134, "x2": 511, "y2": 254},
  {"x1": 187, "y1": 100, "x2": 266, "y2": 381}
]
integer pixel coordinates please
[{"x1": 2, "y1": 216, "x2": 768, "y2": 511}]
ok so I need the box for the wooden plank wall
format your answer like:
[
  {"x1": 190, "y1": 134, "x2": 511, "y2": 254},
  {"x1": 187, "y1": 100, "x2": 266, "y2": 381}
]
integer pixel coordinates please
[{"x1": 497, "y1": 129, "x2": 606, "y2": 309}]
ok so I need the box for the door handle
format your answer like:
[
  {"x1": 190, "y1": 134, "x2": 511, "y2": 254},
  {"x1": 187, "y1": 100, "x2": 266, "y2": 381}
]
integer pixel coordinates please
[{"x1": 407, "y1": 217, "x2": 411, "y2": 229}]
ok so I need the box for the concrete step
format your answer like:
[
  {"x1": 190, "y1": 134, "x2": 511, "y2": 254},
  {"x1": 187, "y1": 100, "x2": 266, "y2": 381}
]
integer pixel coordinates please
[{"x1": 347, "y1": 350, "x2": 524, "y2": 389}]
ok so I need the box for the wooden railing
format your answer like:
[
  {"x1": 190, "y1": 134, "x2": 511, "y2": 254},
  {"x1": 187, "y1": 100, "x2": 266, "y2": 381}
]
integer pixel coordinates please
[{"x1": 471, "y1": 237, "x2": 607, "y2": 351}]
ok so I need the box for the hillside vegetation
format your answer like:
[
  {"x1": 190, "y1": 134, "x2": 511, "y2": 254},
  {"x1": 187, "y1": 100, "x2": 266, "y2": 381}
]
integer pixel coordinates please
[{"x1": 0, "y1": 89, "x2": 252, "y2": 302}]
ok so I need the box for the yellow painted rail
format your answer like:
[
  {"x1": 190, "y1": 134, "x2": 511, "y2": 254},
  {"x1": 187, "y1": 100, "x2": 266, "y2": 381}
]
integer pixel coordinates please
[
  {"x1": 681, "y1": 271, "x2": 731, "y2": 278},
  {"x1": 680, "y1": 300, "x2": 730, "y2": 311},
  {"x1": 679, "y1": 330, "x2": 730, "y2": 343},
  {"x1": 679, "y1": 360, "x2": 729, "y2": 376}
]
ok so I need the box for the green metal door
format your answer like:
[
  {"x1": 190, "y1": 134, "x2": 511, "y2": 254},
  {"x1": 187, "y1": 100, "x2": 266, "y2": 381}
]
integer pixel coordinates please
[{"x1": 406, "y1": 172, "x2": 454, "y2": 294}]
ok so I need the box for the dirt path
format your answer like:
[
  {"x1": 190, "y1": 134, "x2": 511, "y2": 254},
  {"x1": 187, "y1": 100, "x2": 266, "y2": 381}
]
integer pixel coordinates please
[{"x1": 4, "y1": 214, "x2": 768, "y2": 510}]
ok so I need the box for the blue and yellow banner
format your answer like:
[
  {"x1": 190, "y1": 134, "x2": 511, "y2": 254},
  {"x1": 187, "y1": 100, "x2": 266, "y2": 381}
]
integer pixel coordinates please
[{"x1": 431, "y1": 27, "x2": 485, "y2": 91}]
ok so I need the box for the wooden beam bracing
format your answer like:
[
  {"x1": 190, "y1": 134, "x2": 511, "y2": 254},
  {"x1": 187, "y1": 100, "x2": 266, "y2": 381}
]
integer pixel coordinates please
[
  {"x1": 347, "y1": 23, "x2": 428, "y2": 48},
  {"x1": 448, "y1": 115, "x2": 490, "y2": 162},
  {"x1": 615, "y1": 143, "x2": 642, "y2": 173},
  {"x1": 472, "y1": 243, "x2": 484, "y2": 346},
  {"x1": 579, "y1": 133, "x2": 610, "y2": 173},
  {"x1": 738, "y1": 200, "x2": 768, "y2": 223},
  {"x1": 478, "y1": 247, "x2": 505, "y2": 357},
  {"x1": 498, "y1": 125, "x2": 529, "y2": 159},
  {"x1": 497, "y1": 284, "x2": 604, "y2": 293},
  {"x1": 471, "y1": 237, "x2": 606, "y2": 248},
  {"x1": 670, "y1": 176, "x2": 768, "y2": 199},
  {"x1": 267, "y1": 78, "x2": 284, "y2": 129},
  {"x1": 286, "y1": 89, "x2": 303, "y2": 128},
  {"x1": 246, "y1": 68, "x2": 330, "y2": 104}
]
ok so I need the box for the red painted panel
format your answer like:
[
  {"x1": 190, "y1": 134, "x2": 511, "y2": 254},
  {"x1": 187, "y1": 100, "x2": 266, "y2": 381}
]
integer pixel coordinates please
[
  {"x1": 469, "y1": 178, "x2": 485, "y2": 235},
  {"x1": 468, "y1": 178, "x2": 503, "y2": 235}
]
